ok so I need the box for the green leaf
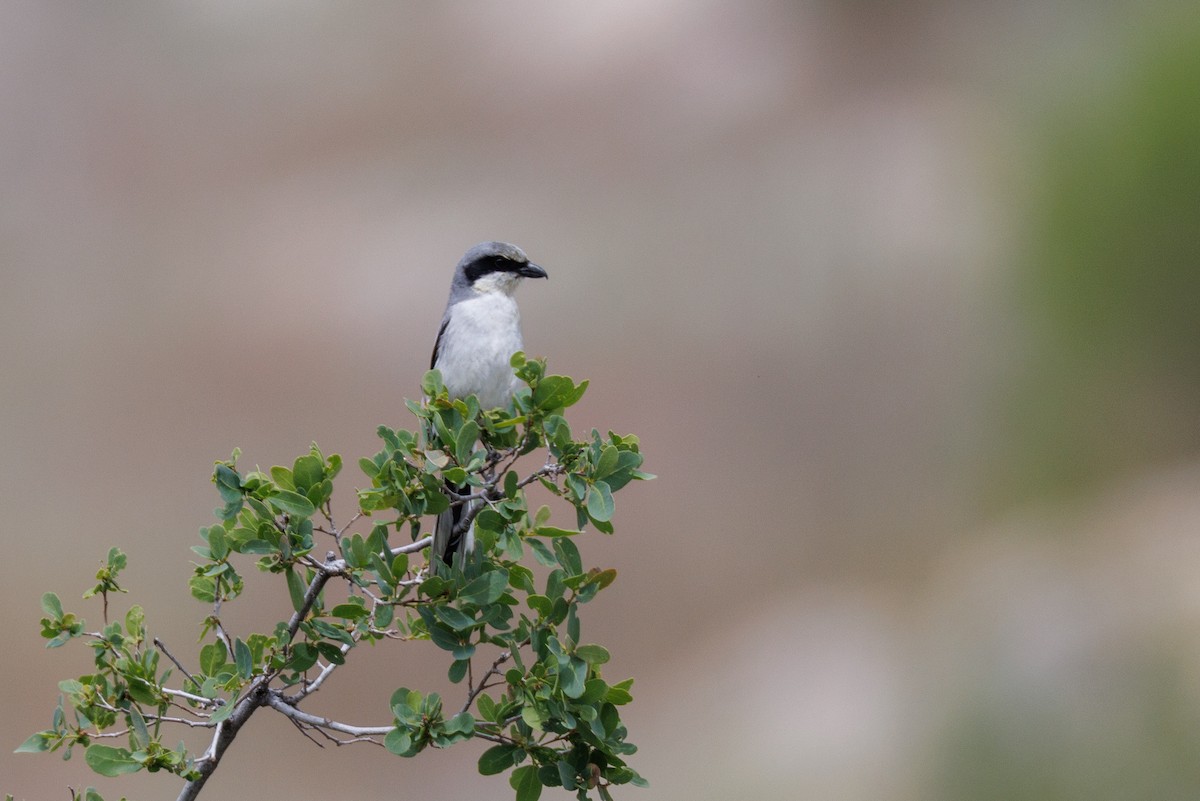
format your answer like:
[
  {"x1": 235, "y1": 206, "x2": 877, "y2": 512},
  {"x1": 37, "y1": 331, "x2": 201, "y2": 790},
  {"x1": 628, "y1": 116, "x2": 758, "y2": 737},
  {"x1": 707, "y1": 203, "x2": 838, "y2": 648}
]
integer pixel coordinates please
[
  {"x1": 427, "y1": 624, "x2": 462, "y2": 652},
  {"x1": 214, "y1": 464, "x2": 242, "y2": 500},
  {"x1": 127, "y1": 706, "x2": 150, "y2": 750},
  {"x1": 585, "y1": 481, "x2": 615, "y2": 522},
  {"x1": 234, "y1": 638, "x2": 252, "y2": 679},
  {"x1": 390, "y1": 686, "x2": 420, "y2": 711},
  {"x1": 552, "y1": 538, "x2": 582, "y2": 576},
  {"x1": 510, "y1": 764, "x2": 543, "y2": 801},
  {"x1": 434, "y1": 606, "x2": 476, "y2": 631},
  {"x1": 475, "y1": 509, "x2": 505, "y2": 535},
  {"x1": 564, "y1": 378, "x2": 588, "y2": 407},
  {"x1": 84, "y1": 745, "x2": 142, "y2": 777},
  {"x1": 285, "y1": 567, "x2": 307, "y2": 612},
  {"x1": 124, "y1": 604, "x2": 145, "y2": 637},
  {"x1": 127, "y1": 677, "x2": 160, "y2": 707},
  {"x1": 561, "y1": 657, "x2": 587, "y2": 698},
  {"x1": 425, "y1": 448, "x2": 450, "y2": 469},
  {"x1": 508, "y1": 564, "x2": 536, "y2": 593},
  {"x1": 460, "y1": 570, "x2": 509, "y2": 606},
  {"x1": 40, "y1": 592, "x2": 63, "y2": 619},
  {"x1": 207, "y1": 526, "x2": 229, "y2": 561},
  {"x1": 330, "y1": 603, "x2": 370, "y2": 621},
  {"x1": 269, "y1": 465, "x2": 296, "y2": 491},
  {"x1": 532, "y1": 375, "x2": 573, "y2": 410},
  {"x1": 384, "y1": 727, "x2": 413, "y2": 756},
  {"x1": 199, "y1": 641, "x2": 227, "y2": 676},
  {"x1": 532, "y1": 526, "x2": 580, "y2": 538},
  {"x1": 448, "y1": 658, "x2": 469, "y2": 684},
  {"x1": 422, "y1": 369, "x2": 444, "y2": 397},
  {"x1": 445, "y1": 710, "x2": 475, "y2": 735},
  {"x1": 454, "y1": 421, "x2": 479, "y2": 465},
  {"x1": 478, "y1": 743, "x2": 522, "y2": 775},
  {"x1": 316, "y1": 641, "x2": 346, "y2": 665},
  {"x1": 374, "y1": 603, "x2": 394, "y2": 629},
  {"x1": 14, "y1": 731, "x2": 52, "y2": 753},
  {"x1": 576, "y1": 644, "x2": 611, "y2": 665},
  {"x1": 521, "y1": 703, "x2": 544, "y2": 731},
  {"x1": 267, "y1": 491, "x2": 315, "y2": 519},
  {"x1": 594, "y1": 445, "x2": 619, "y2": 478},
  {"x1": 527, "y1": 594, "x2": 553, "y2": 617},
  {"x1": 556, "y1": 760, "x2": 578, "y2": 790},
  {"x1": 209, "y1": 699, "x2": 236, "y2": 723},
  {"x1": 592, "y1": 568, "x2": 618, "y2": 591},
  {"x1": 292, "y1": 454, "x2": 323, "y2": 493},
  {"x1": 578, "y1": 678, "x2": 609, "y2": 704},
  {"x1": 287, "y1": 643, "x2": 319, "y2": 672},
  {"x1": 566, "y1": 474, "x2": 587, "y2": 503},
  {"x1": 606, "y1": 678, "x2": 634, "y2": 705},
  {"x1": 476, "y1": 692, "x2": 497, "y2": 722},
  {"x1": 526, "y1": 538, "x2": 556, "y2": 566}
]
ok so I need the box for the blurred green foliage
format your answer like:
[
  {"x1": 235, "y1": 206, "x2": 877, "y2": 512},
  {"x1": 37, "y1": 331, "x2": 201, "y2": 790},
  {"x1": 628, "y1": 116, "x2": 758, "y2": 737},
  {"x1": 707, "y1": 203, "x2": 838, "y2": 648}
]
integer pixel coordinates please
[
  {"x1": 932, "y1": 649, "x2": 1200, "y2": 801},
  {"x1": 1001, "y1": 14, "x2": 1200, "y2": 502}
]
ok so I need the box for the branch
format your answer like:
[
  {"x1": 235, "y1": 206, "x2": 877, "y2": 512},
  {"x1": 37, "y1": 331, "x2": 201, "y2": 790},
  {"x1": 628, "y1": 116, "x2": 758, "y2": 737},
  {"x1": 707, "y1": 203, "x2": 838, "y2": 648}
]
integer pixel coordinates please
[
  {"x1": 144, "y1": 713, "x2": 218, "y2": 729},
  {"x1": 336, "y1": 511, "x2": 363, "y2": 537},
  {"x1": 517, "y1": 460, "x2": 566, "y2": 491},
  {"x1": 390, "y1": 535, "x2": 433, "y2": 556},
  {"x1": 447, "y1": 461, "x2": 563, "y2": 540},
  {"x1": 154, "y1": 638, "x2": 200, "y2": 691},
  {"x1": 175, "y1": 524, "x2": 429, "y2": 800},
  {"x1": 162, "y1": 687, "x2": 222, "y2": 709},
  {"x1": 176, "y1": 680, "x2": 270, "y2": 801},
  {"x1": 264, "y1": 693, "x2": 392, "y2": 737},
  {"x1": 178, "y1": 544, "x2": 346, "y2": 801},
  {"x1": 284, "y1": 642, "x2": 350, "y2": 704},
  {"x1": 460, "y1": 649, "x2": 513, "y2": 715},
  {"x1": 283, "y1": 570, "x2": 333, "y2": 642},
  {"x1": 317, "y1": 535, "x2": 433, "y2": 577}
]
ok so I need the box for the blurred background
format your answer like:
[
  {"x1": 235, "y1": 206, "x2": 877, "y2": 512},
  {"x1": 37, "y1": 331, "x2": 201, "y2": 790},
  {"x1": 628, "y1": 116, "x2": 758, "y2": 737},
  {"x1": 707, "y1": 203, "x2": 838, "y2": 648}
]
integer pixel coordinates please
[{"x1": 3, "y1": 2, "x2": 1200, "y2": 799}]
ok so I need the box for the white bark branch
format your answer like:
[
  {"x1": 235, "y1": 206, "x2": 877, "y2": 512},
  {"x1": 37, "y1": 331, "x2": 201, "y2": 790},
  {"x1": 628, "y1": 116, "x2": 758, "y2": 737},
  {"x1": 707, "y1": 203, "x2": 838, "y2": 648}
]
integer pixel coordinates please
[{"x1": 264, "y1": 693, "x2": 392, "y2": 737}]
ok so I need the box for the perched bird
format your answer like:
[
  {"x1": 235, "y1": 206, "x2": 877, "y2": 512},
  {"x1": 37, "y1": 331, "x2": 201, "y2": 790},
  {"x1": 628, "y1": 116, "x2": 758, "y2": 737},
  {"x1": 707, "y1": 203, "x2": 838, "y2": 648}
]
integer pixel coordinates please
[{"x1": 429, "y1": 241, "x2": 548, "y2": 570}]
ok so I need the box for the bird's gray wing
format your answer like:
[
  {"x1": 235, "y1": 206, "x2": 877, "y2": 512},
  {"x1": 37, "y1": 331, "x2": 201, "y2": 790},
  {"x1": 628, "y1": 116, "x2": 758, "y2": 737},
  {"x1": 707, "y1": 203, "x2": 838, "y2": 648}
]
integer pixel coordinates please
[{"x1": 431, "y1": 316, "x2": 449, "y2": 371}]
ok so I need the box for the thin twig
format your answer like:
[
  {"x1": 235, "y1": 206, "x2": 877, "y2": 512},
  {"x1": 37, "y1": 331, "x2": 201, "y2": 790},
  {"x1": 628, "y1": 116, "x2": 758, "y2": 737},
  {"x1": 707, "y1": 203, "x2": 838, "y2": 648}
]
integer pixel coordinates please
[
  {"x1": 286, "y1": 714, "x2": 327, "y2": 748},
  {"x1": 460, "y1": 649, "x2": 513, "y2": 715},
  {"x1": 154, "y1": 638, "x2": 200, "y2": 690},
  {"x1": 336, "y1": 511, "x2": 364, "y2": 538}
]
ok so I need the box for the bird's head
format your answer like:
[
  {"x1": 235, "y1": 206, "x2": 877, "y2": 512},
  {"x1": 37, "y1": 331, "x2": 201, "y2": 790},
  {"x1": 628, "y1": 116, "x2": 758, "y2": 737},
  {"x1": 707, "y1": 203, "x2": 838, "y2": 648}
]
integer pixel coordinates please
[{"x1": 454, "y1": 241, "x2": 548, "y2": 296}]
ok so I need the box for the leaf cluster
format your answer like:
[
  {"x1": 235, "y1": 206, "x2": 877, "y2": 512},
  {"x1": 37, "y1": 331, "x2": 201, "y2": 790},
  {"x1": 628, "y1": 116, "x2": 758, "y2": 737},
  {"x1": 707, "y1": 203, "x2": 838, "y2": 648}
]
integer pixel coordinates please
[{"x1": 18, "y1": 357, "x2": 651, "y2": 801}]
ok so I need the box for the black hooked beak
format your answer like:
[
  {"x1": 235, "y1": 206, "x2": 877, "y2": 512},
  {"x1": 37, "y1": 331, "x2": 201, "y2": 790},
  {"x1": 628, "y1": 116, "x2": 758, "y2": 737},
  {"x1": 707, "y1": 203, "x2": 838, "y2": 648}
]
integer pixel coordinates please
[{"x1": 518, "y1": 262, "x2": 548, "y2": 279}]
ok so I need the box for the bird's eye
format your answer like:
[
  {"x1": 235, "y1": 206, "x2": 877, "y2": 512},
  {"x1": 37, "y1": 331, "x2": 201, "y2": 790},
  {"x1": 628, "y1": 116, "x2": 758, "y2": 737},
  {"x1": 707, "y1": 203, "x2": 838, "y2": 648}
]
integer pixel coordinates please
[{"x1": 492, "y1": 255, "x2": 523, "y2": 272}]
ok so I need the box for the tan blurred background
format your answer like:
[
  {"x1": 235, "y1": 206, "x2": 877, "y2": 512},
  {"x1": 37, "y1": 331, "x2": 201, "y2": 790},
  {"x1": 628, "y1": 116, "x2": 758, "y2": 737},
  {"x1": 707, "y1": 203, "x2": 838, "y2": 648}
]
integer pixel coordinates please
[{"x1": 4, "y1": 2, "x2": 1200, "y2": 799}]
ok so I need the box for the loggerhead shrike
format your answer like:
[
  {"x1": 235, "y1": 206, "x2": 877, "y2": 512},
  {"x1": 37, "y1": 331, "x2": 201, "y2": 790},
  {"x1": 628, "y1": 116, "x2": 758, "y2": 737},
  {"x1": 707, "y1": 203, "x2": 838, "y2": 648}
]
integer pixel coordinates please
[{"x1": 429, "y1": 241, "x2": 548, "y2": 570}]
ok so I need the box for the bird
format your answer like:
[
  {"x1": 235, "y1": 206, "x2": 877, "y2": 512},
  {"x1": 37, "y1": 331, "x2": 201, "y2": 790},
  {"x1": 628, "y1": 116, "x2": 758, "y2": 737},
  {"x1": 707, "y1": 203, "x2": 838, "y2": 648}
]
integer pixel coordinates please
[{"x1": 429, "y1": 241, "x2": 548, "y2": 572}]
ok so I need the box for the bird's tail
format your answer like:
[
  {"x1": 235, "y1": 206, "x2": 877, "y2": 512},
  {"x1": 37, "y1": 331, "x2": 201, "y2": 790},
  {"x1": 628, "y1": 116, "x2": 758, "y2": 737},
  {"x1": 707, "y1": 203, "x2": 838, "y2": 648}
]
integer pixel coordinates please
[{"x1": 431, "y1": 478, "x2": 475, "y2": 575}]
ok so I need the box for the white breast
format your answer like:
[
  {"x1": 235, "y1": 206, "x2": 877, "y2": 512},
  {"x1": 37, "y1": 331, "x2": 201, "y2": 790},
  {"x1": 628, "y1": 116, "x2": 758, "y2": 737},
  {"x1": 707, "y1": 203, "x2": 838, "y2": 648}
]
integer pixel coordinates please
[{"x1": 436, "y1": 292, "x2": 525, "y2": 409}]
